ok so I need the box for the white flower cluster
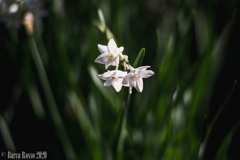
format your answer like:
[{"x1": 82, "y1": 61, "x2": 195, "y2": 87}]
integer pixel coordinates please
[{"x1": 95, "y1": 39, "x2": 154, "y2": 94}]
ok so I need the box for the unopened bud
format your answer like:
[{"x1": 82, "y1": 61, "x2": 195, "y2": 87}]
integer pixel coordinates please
[
  {"x1": 122, "y1": 55, "x2": 128, "y2": 61},
  {"x1": 119, "y1": 54, "x2": 128, "y2": 61},
  {"x1": 121, "y1": 61, "x2": 130, "y2": 71},
  {"x1": 22, "y1": 12, "x2": 34, "y2": 35}
]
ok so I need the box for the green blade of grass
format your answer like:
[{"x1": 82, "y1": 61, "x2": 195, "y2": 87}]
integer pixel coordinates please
[
  {"x1": 28, "y1": 83, "x2": 45, "y2": 119},
  {"x1": 93, "y1": 21, "x2": 116, "y2": 41},
  {"x1": 0, "y1": 116, "x2": 16, "y2": 152},
  {"x1": 133, "y1": 48, "x2": 145, "y2": 68},
  {"x1": 67, "y1": 91, "x2": 101, "y2": 160},
  {"x1": 28, "y1": 36, "x2": 77, "y2": 160}
]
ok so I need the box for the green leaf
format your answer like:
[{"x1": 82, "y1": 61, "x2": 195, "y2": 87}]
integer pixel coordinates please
[
  {"x1": 93, "y1": 21, "x2": 116, "y2": 41},
  {"x1": 93, "y1": 8, "x2": 116, "y2": 41},
  {"x1": 133, "y1": 48, "x2": 145, "y2": 68}
]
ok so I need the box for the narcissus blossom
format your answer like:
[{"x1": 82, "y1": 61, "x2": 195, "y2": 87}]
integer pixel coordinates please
[
  {"x1": 95, "y1": 38, "x2": 154, "y2": 94},
  {"x1": 95, "y1": 39, "x2": 124, "y2": 69},
  {"x1": 97, "y1": 70, "x2": 128, "y2": 92},
  {"x1": 122, "y1": 66, "x2": 154, "y2": 94}
]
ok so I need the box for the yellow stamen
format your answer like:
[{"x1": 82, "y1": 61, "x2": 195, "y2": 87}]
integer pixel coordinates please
[
  {"x1": 132, "y1": 75, "x2": 139, "y2": 80},
  {"x1": 109, "y1": 53, "x2": 114, "y2": 59},
  {"x1": 111, "y1": 77, "x2": 116, "y2": 81}
]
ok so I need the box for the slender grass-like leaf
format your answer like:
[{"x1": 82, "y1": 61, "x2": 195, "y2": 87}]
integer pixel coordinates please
[
  {"x1": 0, "y1": 116, "x2": 16, "y2": 152},
  {"x1": 133, "y1": 48, "x2": 145, "y2": 68},
  {"x1": 93, "y1": 21, "x2": 115, "y2": 41},
  {"x1": 28, "y1": 36, "x2": 77, "y2": 160},
  {"x1": 28, "y1": 83, "x2": 45, "y2": 119},
  {"x1": 215, "y1": 130, "x2": 233, "y2": 160},
  {"x1": 67, "y1": 91, "x2": 101, "y2": 160},
  {"x1": 94, "y1": 8, "x2": 115, "y2": 41}
]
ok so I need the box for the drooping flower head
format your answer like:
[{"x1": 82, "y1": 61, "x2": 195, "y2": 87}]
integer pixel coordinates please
[
  {"x1": 95, "y1": 38, "x2": 124, "y2": 69},
  {"x1": 122, "y1": 66, "x2": 154, "y2": 94},
  {"x1": 97, "y1": 70, "x2": 128, "y2": 92}
]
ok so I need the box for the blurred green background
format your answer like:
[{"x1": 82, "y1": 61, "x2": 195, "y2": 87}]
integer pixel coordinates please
[{"x1": 1, "y1": 0, "x2": 240, "y2": 159}]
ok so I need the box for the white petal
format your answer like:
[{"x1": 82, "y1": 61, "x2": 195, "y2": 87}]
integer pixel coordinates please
[
  {"x1": 129, "y1": 87, "x2": 132, "y2": 94},
  {"x1": 104, "y1": 79, "x2": 112, "y2": 87},
  {"x1": 136, "y1": 66, "x2": 151, "y2": 71},
  {"x1": 95, "y1": 53, "x2": 108, "y2": 64},
  {"x1": 108, "y1": 39, "x2": 117, "y2": 53},
  {"x1": 116, "y1": 70, "x2": 127, "y2": 78},
  {"x1": 111, "y1": 56, "x2": 119, "y2": 66},
  {"x1": 123, "y1": 83, "x2": 129, "y2": 87},
  {"x1": 104, "y1": 71, "x2": 116, "y2": 77},
  {"x1": 96, "y1": 74, "x2": 105, "y2": 80},
  {"x1": 139, "y1": 70, "x2": 154, "y2": 78},
  {"x1": 122, "y1": 74, "x2": 131, "y2": 85},
  {"x1": 104, "y1": 60, "x2": 111, "y2": 69},
  {"x1": 98, "y1": 44, "x2": 108, "y2": 53},
  {"x1": 130, "y1": 67, "x2": 135, "y2": 72},
  {"x1": 111, "y1": 71, "x2": 117, "y2": 78},
  {"x1": 130, "y1": 80, "x2": 137, "y2": 89},
  {"x1": 97, "y1": 71, "x2": 114, "y2": 80},
  {"x1": 136, "y1": 78, "x2": 143, "y2": 92},
  {"x1": 111, "y1": 60, "x2": 117, "y2": 66},
  {"x1": 138, "y1": 66, "x2": 151, "y2": 69},
  {"x1": 116, "y1": 46, "x2": 124, "y2": 55},
  {"x1": 112, "y1": 81, "x2": 122, "y2": 92}
]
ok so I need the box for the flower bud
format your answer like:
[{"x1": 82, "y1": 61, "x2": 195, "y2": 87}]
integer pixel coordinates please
[
  {"x1": 22, "y1": 12, "x2": 34, "y2": 35},
  {"x1": 122, "y1": 55, "x2": 128, "y2": 61}
]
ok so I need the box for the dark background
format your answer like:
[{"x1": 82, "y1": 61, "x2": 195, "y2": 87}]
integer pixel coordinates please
[{"x1": 1, "y1": 0, "x2": 240, "y2": 159}]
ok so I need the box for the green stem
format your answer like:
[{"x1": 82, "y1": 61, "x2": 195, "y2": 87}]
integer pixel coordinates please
[
  {"x1": 28, "y1": 36, "x2": 77, "y2": 160},
  {"x1": 113, "y1": 92, "x2": 131, "y2": 160}
]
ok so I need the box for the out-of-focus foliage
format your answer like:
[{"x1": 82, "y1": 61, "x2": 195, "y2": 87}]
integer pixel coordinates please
[{"x1": 1, "y1": 0, "x2": 240, "y2": 160}]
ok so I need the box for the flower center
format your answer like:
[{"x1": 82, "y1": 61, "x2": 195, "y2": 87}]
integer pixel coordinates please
[
  {"x1": 132, "y1": 74, "x2": 139, "y2": 81},
  {"x1": 109, "y1": 53, "x2": 114, "y2": 59},
  {"x1": 111, "y1": 76, "x2": 116, "y2": 81}
]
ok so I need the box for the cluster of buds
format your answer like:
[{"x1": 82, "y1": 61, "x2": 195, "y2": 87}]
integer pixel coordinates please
[{"x1": 95, "y1": 39, "x2": 154, "y2": 94}]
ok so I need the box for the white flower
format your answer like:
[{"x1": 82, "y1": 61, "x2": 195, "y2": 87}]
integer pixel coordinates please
[
  {"x1": 122, "y1": 66, "x2": 154, "y2": 94},
  {"x1": 97, "y1": 70, "x2": 128, "y2": 92},
  {"x1": 95, "y1": 39, "x2": 124, "y2": 69},
  {"x1": 9, "y1": 3, "x2": 19, "y2": 13}
]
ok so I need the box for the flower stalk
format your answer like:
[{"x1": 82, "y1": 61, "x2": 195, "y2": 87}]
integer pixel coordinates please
[{"x1": 113, "y1": 92, "x2": 131, "y2": 160}]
